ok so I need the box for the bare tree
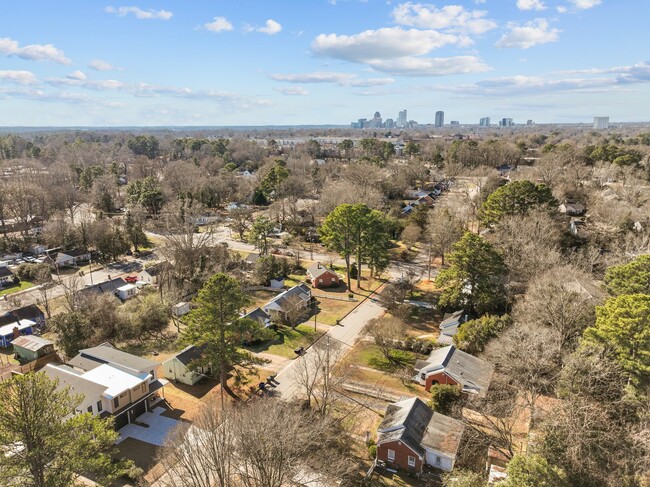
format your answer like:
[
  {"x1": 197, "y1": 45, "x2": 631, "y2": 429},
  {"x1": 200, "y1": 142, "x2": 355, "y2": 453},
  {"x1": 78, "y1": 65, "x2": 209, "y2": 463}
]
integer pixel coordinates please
[
  {"x1": 292, "y1": 337, "x2": 347, "y2": 415},
  {"x1": 364, "y1": 316, "x2": 407, "y2": 364}
]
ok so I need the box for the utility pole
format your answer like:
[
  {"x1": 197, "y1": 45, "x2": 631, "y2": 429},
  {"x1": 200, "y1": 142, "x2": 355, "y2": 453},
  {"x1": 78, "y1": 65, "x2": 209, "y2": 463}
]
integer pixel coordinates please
[{"x1": 88, "y1": 255, "x2": 94, "y2": 285}]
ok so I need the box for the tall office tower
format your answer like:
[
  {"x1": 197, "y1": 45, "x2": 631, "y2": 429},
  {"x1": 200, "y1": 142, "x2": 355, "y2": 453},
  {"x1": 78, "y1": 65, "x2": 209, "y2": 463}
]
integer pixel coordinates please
[
  {"x1": 593, "y1": 117, "x2": 609, "y2": 129},
  {"x1": 385, "y1": 118, "x2": 395, "y2": 129},
  {"x1": 372, "y1": 111, "x2": 383, "y2": 128},
  {"x1": 398, "y1": 109, "x2": 407, "y2": 127},
  {"x1": 435, "y1": 111, "x2": 444, "y2": 127},
  {"x1": 479, "y1": 117, "x2": 490, "y2": 126},
  {"x1": 527, "y1": 120, "x2": 534, "y2": 126}
]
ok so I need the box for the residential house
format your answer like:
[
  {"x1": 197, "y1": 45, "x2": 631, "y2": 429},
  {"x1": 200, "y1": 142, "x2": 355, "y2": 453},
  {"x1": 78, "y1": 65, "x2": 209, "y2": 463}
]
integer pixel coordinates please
[
  {"x1": 376, "y1": 397, "x2": 464, "y2": 474},
  {"x1": 306, "y1": 263, "x2": 341, "y2": 289},
  {"x1": 263, "y1": 284, "x2": 312, "y2": 323},
  {"x1": 62, "y1": 342, "x2": 165, "y2": 428},
  {"x1": 414, "y1": 345, "x2": 494, "y2": 397},
  {"x1": 242, "y1": 307, "x2": 273, "y2": 328},
  {"x1": 79, "y1": 277, "x2": 129, "y2": 299},
  {"x1": 570, "y1": 217, "x2": 587, "y2": 237},
  {"x1": 162, "y1": 345, "x2": 210, "y2": 385},
  {"x1": 0, "y1": 266, "x2": 15, "y2": 287},
  {"x1": 437, "y1": 311, "x2": 470, "y2": 345},
  {"x1": 29, "y1": 244, "x2": 47, "y2": 256},
  {"x1": 0, "y1": 318, "x2": 36, "y2": 348},
  {"x1": 559, "y1": 202, "x2": 586, "y2": 216},
  {"x1": 12, "y1": 335, "x2": 55, "y2": 362},
  {"x1": 55, "y1": 248, "x2": 91, "y2": 267},
  {"x1": 138, "y1": 261, "x2": 167, "y2": 285},
  {"x1": 0, "y1": 304, "x2": 45, "y2": 329}
]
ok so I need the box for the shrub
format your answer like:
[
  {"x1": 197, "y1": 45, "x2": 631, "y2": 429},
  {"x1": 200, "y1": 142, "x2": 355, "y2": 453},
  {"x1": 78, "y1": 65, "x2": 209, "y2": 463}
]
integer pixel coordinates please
[
  {"x1": 430, "y1": 384, "x2": 461, "y2": 415},
  {"x1": 453, "y1": 314, "x2": 511, "y2": 354},
  {"x1": 368, "y1": 444, "x2": 377, "y2": 459}
]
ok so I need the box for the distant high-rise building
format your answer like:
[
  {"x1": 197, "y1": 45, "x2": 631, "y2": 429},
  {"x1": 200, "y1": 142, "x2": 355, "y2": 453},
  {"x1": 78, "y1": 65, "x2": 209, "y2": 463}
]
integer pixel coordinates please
[
  {"x1": 594, "y1": 117, "x2": 609, "y2": 129},
  {"x1": 499, "y1": 118, "x2": 514, "y2": 127},
  {"x1": 385, "y1": 118, "x2": 395, "y2": 129},
  {"x1": 479, "y1": 117, "x2": 490, "y2": 127},
  {"x1": 527, "y1": 120, "x2": 534, "y2": 126},
  {"x1": 435, "y1": 111, "x2": 444, "y2": 127},
  {"x1": 450, "y1": 121, "x2": 460, "y2": 126},
  {"x1": 398, "y1": 109, "x2": 407, "y2": 127},
  {"x1": 372, "y1": 111, "x2": 383, "y2": 128}
]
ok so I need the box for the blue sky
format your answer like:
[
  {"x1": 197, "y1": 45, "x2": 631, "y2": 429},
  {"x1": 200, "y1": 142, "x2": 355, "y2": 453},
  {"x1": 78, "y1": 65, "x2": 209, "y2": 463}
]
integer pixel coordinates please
[{"x1": 0, "y1": 0, "x2": 648, "y2": 126}]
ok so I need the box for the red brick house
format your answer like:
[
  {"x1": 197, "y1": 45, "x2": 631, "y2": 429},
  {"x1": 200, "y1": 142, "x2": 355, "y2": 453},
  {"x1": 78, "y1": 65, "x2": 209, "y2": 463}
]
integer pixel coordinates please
[
  {"x1": 413, "y1": 345, "x2": 494, "y2": 397},
  {"x1": 376, "y1": 397, "x2": 465, "y2": 474},
  {"x1": 306, "y1": 262, "x2": 341, "y2": 289}
]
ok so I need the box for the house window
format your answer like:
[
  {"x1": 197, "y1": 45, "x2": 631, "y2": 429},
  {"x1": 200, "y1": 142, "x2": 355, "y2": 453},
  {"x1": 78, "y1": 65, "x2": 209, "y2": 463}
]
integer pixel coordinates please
[
  {"x1": 387, "y1": 449, "x2": 395, "y2": 462},
  {"x1": 97, "y1": 401, "x2": 103, "y2": 412},
  {"x1": 436, "y1": 456, "x2": 442, "y2": 465},
  {"x1": 113, "y1": 397, "x2": 119, "y2": 408},
  {"x1": 331, "y1": 277, "x2": 336, "y2": 282},
  {"x1": 408, "y1": 456, "x2": 416, "y2": 467},
  {"x1": 87, "y1": 405, "x2": 93, "y2": 413},
  {"x1": 318, "y1": 278, "x2": 323, "y2": 283}
]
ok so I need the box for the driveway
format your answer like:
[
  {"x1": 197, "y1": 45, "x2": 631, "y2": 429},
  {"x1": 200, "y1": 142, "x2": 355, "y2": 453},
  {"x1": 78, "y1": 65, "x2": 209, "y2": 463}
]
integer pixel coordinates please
[
  {"x1": 272, "y1": 298, "x2": 384, "y2": 400},
  {"x1": 117, "y1": 407, "x2": 181, "y2": 447}
]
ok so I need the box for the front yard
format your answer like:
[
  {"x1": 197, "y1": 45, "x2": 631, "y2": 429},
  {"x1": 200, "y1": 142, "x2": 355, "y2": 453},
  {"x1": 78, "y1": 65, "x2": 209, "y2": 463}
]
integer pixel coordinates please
[
  {"x1": 243, "y1": 323, "x2": 321, "y2": 359},
  {"x1": 0, "y1": 280, "x2": 34, "y2": 297}
]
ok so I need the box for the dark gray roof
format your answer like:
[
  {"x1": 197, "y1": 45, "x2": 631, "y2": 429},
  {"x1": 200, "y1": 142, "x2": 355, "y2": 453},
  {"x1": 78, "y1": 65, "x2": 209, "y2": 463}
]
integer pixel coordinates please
[
  {"x1": 417, "y1": 346, "x2": 494, "y2": 397},
  {"x1": 65, "y1": 248, "x2": 90, "y2": 258},
  {"x1": 80, "y1": 277, "x2": 127, "y2": 296},
  {"x1": 243, "y1": 307, "x2": 271, "y2": 325},
  {"x1": 378, "y1": 397, "x2": 464, "y2": 457},
  {"x1": 72, "y1": 342, "x2": 158, "y2": 373},
  {"x1": 266, "y1": 284, "x2": 311, "y2": 312},
  {"x1": 173, "y1": 345, "x2": 203, "y2": 367},
  {"x1": 0, "y1": 305, "x2": 44, "y2": 328},
  {"x1": 440, "y1": 311, "x2": 468, "y2": 329},
  {"x1": 0, "y1": 267, "x2": 14, "y2": 278},
  {"x1": 143, "y1": 261, "x2": 167, "y2": 277}
]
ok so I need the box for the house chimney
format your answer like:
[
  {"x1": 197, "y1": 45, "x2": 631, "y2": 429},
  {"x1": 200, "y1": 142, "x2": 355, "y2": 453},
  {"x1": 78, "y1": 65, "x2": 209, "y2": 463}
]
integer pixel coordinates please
[
  {"x1": 12, "y1": 326, "x2": 20, "y2": 339},
  {"x1": 317, "y1": 263, "x2": 322, "y2": 269}
]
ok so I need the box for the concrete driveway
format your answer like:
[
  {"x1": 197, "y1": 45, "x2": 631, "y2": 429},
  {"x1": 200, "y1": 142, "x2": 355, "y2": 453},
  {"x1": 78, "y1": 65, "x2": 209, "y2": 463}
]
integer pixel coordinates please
[{"x1": 116, "y1": 407, "x2": 180, "y2": 447}]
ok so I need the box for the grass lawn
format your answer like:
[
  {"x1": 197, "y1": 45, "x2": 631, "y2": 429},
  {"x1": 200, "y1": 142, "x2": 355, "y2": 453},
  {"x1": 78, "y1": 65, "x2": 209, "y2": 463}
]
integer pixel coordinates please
[
  {"x1": 243, "y1": 323, "x2": 320, "y2": 359},
  {"x1": 0, "y1": 280, "x2": 34, "y2": 297},
  {"x1": 347, "y1": 342, "x2": 416, "y2": 373},
  {"x1": 342, "y1": 358, "x2": 428, "y2": 400}
]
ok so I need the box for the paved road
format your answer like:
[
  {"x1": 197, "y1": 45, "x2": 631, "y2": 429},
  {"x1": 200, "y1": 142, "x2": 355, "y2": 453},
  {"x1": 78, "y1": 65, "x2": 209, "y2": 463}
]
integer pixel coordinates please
[{"x1": 271, "y1": 298, "x2": 384, "y2": 400}]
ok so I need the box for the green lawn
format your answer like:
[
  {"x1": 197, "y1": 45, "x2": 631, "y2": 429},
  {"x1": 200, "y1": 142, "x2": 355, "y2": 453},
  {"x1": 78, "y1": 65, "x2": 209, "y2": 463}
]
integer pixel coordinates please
[
  {"x1": 244, "y1": 323, "x2": 321, "y2": 359},
  {"x1": 349, "y1": 342, "x2": 416, "y2": 373},
  {"x1": 0, "y1": 280, "x2": 34, "y2": 297}
]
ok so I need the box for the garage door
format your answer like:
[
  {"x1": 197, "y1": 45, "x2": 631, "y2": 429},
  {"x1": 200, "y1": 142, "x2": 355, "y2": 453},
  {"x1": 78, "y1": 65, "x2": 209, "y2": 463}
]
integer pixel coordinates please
[{"x1": 114, "y1": 411, "x2": 129, "y2": 430}]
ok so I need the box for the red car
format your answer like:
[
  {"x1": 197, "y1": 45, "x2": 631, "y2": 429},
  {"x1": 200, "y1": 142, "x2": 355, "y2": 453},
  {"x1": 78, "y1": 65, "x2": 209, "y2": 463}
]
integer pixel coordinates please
[{"x1": 124, "y1": 276, "x2": 138, "y2": 284}]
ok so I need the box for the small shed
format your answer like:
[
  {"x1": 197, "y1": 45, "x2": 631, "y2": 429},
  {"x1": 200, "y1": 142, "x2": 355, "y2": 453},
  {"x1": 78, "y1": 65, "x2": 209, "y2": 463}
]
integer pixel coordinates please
[
  {"x1": 116, "y1": 284, "x2": 137, "y2": 301},
  {"x1": 12, "y1": 335, "x2": 54, "y2": 362},
  {"x1": 269, "y1": 277, "x2": 285, "y2": 289},
  {"x1": 173, "y1": 302, "x2": 191, "y2": 317}
]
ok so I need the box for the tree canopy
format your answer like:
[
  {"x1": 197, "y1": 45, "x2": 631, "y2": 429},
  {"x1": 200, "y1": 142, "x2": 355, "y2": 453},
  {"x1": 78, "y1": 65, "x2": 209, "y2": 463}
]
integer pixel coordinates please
[
  {"x1": 583, "y1": 293, "x2": 650, "y2": 384},
  {"x1": 604, "y1": 254, "x2": 650, "y2": 296},
  {"x1": 0, "y1": 372, "x2": 134, "y2": 487},
  {"x1": 435, "y1": 232, "x2": 507, "y2": 314},
  {"x1": 479, "y1": 180, "x2": 557, "y2": 226}
]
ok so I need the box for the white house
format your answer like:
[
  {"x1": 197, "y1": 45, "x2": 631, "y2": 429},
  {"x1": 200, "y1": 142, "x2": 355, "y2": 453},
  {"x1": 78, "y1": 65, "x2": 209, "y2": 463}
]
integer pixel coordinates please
[
  {"x1": 116, "y1": 284, "x2": 137, "y2": 301},
  {"x1": 162, "y1": 345, "x2": 209, "y2": 385},
  {"x1": 0, "y1": 266, "x2": 15, "y2": 287}
]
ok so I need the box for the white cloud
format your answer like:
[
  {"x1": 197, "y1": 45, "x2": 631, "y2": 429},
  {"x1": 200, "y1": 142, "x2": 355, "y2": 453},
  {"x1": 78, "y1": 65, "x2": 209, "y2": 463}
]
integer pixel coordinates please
[
  {"x1": 67, "y1": 70, "x2": 86, "y2": 81},
  {"x1": 0, "y1": 37, "x2": 71, "y2": 64},
  {"x1": 369, "y1": 56, "x2": 490, "y2": 76},
  {"x1": 105, "y1": 6, "x2": 173, "y2": 20},
  {"x1": 569, "y1": 0, "x2": 601, "y2": 9},
  {"x1": 313, "y1": 27, "x2": 469, "y2": 62},
  {"x1": 276, "y1": 86, "x2": 308, "y2": 96},
  {"x1": 496, "y1": 19, "x2": 560, "y2": 49},
  {"x1": 88, "y1": 59, "x2": 121, "y2": 71},
  {"x1": 0, "y1": 70, "x2": 37, "y2": 85},
  {"x1": 516, "y1": 0, "x2": 547, "y2": 11},
  {"x1": 203, "y1": 17, "x2": 233, "y2": 32},
  {"x1": 47, "y1": 77, "x2": 126, "y2": 90},
  {"x1": 557, "y1": 6, "x2": 568, "y2": 13},
  {"x1": 245, "y1": 19, "x2": 282, "y2": 35},
  {"x1": 392, "y1": 3, "x2": 497, "y2": 35},
  {"x1": 271, "y1": 71, "x2": 395, "y2": 87},
  {"x1": 311, "y1": 27, "x2": 487, "y2": 76}
]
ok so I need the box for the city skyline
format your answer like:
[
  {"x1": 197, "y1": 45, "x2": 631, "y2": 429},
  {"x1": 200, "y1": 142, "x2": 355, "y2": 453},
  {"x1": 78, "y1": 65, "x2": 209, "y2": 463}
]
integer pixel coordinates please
[{"x1": 1, "y1": 1, "x2": 649, "y2": 126}]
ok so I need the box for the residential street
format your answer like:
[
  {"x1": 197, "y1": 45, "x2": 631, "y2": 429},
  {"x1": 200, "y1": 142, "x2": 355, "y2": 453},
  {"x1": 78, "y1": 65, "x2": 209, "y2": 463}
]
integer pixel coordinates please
[{"x1": 271, "y1": 297, "x2": 385, "y2": 400}]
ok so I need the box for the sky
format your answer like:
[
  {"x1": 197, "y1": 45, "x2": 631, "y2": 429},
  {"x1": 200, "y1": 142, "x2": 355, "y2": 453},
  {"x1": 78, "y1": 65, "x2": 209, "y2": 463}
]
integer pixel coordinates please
[{"x1": 0, "y1": 0, "x2": 649, "y2": 126}]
